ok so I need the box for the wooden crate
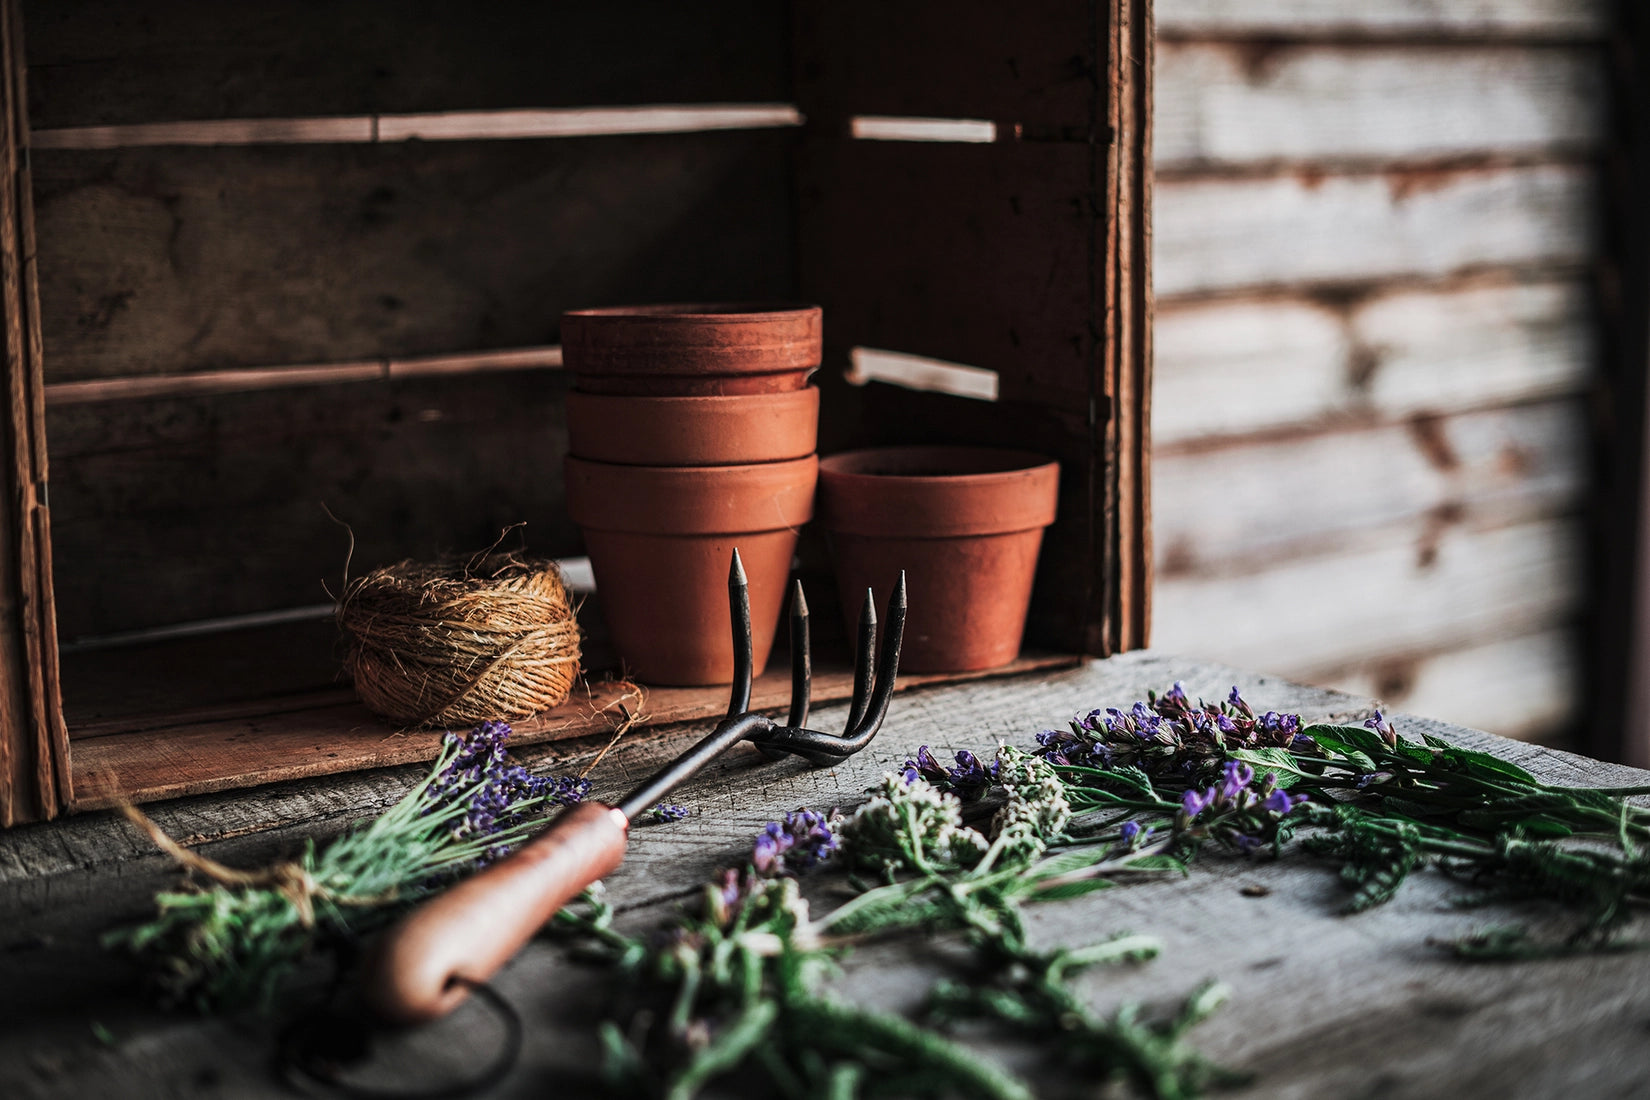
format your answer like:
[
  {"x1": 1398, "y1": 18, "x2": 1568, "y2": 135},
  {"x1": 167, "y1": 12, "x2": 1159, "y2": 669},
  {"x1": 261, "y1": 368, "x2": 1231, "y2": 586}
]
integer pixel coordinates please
[{"x1": 0, "y1": 0, "x2": 1152, "y2": 826}]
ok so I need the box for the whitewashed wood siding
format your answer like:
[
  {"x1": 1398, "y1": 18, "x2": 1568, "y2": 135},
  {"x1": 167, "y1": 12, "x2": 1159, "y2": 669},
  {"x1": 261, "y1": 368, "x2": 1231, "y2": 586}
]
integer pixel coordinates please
[{"x1": 1150, "y1": 1, "x2": 1604, "y2": 742}]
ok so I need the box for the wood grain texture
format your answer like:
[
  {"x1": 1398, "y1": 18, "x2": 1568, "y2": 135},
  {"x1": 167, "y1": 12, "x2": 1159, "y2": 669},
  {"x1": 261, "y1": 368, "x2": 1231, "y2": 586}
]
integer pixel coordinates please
[
  {"x1": 22, "y1": 0, "x2": 790, "y2": 129},
  {"x1": 1319, "y1": 625, "x2": 1577, "y2": 743},
  {"x1": 1155, "y1": 0, "x2": 1609, "y2": 38},
  {"x1": 1153, "y1": 276, "x2": 1593, "y2": 445},
  {"x1": 794, "y1": 0, "x2": 1093, "y2": 127},
  {"x1": 1154, "y1": 516, "x2": 1581, "y2": 679},
  {"x1": 1155, "y1": 399, "x2": 1585, "y2": 573},
  {"x1": 1154, "y1": 162, "x2": 1594, "y2": 299},
  {"x1": 1157, "y1": 42, "x2": 1604, "y2": 169},
  {"x1": 67, "y1": 652, "x2": 1080, "y2": 810},
  {"x1": 31, "y1": 132, "x2": 795, "y2": 382},
  {"x1": 0, "y1": 0, "x2": 65, "y2": 826},
  {"x1": 45, "y1": 372, "x2": 580, "y2": 639},
  {"x1": 2, "y1": 653, "x2": 1646, "y2": 1098}
]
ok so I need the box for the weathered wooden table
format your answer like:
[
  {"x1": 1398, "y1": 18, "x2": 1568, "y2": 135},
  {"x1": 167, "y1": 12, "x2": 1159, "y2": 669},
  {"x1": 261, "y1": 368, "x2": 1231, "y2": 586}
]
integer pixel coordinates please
[{"x1": 4, "y1": 652, "x2": 1648, "y2": 1098}]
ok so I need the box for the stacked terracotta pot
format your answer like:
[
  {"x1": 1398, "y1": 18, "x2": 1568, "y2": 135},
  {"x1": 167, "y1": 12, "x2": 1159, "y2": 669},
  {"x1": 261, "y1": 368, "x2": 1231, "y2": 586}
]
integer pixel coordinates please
[{"x1": 561, "y1": 304, "x2": 821, "y2": 685}]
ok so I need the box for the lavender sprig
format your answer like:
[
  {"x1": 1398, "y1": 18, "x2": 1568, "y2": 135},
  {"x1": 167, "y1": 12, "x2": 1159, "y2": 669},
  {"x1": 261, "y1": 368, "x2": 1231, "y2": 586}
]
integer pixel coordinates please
[
  {"x1": 643, "y1": 802, "x2": 690, "y2": 825},
  {"x1": 752, "y1": 808, "x2": 842, "y2": 875}
]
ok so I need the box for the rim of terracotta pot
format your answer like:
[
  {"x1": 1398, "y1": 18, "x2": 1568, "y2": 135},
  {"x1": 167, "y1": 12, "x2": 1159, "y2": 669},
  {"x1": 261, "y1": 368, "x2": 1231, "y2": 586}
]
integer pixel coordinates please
[
  {"x1": 561, "y1": 303, "x2": 823, "y2": 376},
  {"x1": 818, "y1": 446, "x2": 1059, "y2": 538},
  {"x1": 565, "y1": 454, "x2": 817, "y2": 535},
  {"x1": 565, "y1": 388, "x2": 819, "y2": 466}
]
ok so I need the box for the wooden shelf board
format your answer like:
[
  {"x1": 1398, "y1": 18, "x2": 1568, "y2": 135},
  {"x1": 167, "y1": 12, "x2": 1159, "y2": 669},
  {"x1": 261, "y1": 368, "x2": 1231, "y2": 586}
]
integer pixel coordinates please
[{"x1": 68, "y1": 652, "x2": 1081, "y2": 810}]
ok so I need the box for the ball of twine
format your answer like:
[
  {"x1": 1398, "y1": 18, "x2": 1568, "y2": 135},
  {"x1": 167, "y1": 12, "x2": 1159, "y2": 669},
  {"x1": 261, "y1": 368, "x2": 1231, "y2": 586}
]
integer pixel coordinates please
[{"x1": 337, "y1": 553, "x2": 581, "y2": 729}]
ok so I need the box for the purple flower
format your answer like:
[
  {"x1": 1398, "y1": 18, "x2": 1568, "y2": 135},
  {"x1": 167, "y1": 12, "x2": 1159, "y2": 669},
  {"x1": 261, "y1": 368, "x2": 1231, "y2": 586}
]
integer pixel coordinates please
[
  {"x1": 1364, "y1": 710, "x2": 1399, "y2": 747},
  {"x1": 1228, "y1": 686, "x2": 1251, "y2": 713},
  {"x1": 1183, "y1": 787, "x2": 1215, "y2": 818},
  {"x1": 1234, "y1": 834, "x2": 1265, "y2": 854},
  {"x1": 422, "y1": 722, "x2": 589, "y2": 863},
  {"x1": 1161, "y1": 682, "x2": 1190, "y2": 709},
  {"x1": 751, "y1": 808, "x2": 841, "y2": 876},
  {"x1": 646, "y1": 802, "x2": 690, "y2": 824},
  {"x1": 1120, "y1": 820, "x2": 1142, "y2": 842},
  {"x1": 1261, "y1": 788, "x2": 1307, "y2": 815},
  {"x1": 903, "y1": 745, "x2": 995, "y2": 801},
  {"x1": 1257, "y1": 711, "x2": 1301, "y2": 738},
  {"x1": 1220, "y1": 760, "x2": 1255, "y2": 800}
]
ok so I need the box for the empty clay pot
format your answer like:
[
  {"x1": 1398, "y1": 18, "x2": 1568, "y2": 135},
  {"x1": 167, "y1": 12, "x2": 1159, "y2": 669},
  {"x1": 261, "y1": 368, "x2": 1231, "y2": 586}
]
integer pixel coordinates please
[
  {"x1": 561, "y1": 303, "x2": 822, "y2": 396},
  {"x1": 564, "y1": 454, "x2": 818, "y2": 685},
  {"x1": 818, "y1": 447, "x2": 1060, "y2": 673},
  {"x1": 565, "y1": 388, "x2": 819, "y2": 466}
]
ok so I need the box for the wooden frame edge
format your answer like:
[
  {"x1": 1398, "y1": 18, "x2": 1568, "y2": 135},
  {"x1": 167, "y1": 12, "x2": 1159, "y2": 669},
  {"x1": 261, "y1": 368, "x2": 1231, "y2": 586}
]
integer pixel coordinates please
[
  {"x1": 0, "y1": 0, "x2": 68, "y2": 825},
  {"x1": 1091, "y1": 0, "x2": 1153, "y2": 656}
]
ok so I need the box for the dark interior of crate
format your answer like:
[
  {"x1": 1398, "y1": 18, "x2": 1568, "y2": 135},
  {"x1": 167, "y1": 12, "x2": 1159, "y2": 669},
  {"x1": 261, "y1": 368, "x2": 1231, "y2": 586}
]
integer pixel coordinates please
[{"x1": 25, "y1": 0, "x2": 1124, "y2": 808}]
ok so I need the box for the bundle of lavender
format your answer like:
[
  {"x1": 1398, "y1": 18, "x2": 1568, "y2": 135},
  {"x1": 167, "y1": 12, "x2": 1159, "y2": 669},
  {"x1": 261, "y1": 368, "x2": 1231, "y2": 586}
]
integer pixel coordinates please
[
  {"x1": 557, "y1": 686, "x2": 1650, "y2": 1100},
  {"x1": 1035, "y1": 686, "x2": 1650, "y2": 941},
  {"x1": 106, "y1": 721, "x2": 590, "y2": 1012}
]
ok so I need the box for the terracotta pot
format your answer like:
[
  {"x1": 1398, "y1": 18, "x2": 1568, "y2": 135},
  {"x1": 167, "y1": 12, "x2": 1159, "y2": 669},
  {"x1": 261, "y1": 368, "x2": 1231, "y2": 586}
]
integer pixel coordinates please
[
  {"x1": 565, "y1": 388, "x2": 819, "y2": 466},
  {"x1": 564, "y1": 454, "x2": 818, "y2": 685},
  {"x1": 562, "y1": 303, "x2": 822, "y2": 396},
  {"x1": 817, "y1": 447, "x2": 1059, "y2": 673}
]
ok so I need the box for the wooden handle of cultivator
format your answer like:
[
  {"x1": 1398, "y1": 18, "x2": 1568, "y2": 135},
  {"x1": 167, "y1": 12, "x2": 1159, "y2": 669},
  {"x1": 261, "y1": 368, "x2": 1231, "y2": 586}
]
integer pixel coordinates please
[{"x1": 365, "y1": 800, "x2": 630, "y2": 1024}]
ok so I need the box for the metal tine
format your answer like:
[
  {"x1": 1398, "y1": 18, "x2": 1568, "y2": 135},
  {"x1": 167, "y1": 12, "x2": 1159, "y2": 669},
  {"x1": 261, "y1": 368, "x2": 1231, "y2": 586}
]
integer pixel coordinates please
[
  {"x1": 787, "y1": 579, "x2": 811, "y2": 730},
  {"x1": 837, "y1": 571, "x2": 906, "y2": 748},
  {"x1": 613, "y1": 563, "x2": 902, "y2": 817},
  {"x1": 725, "y1": 548, "x2": 753, "y2": 719},
  {"x1": 843, "y1": 587, "x2": 877, "y2": 733},
  {"x1": 755, "y1": 572, "x2": 906, "y2": 763}
]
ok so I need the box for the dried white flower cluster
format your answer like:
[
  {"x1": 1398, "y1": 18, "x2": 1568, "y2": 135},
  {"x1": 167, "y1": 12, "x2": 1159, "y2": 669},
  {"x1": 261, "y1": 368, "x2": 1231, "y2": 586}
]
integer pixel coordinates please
[
  {"x1": 843, "y1": 773, "x2": 989, "y2": 875},
  {"x1": 989, "y1": 745, "x2": 1072, "y2": 863}
]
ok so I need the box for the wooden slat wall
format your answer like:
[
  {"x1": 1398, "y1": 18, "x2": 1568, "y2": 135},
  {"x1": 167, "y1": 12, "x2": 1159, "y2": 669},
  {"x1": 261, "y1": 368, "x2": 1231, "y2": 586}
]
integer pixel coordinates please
[
  {"x1": 1150, "y1": 0, "x2": 1604, "y2": 743},
  {"x1": 23, "y1": 0, "x2": 798, "y2": 645}
]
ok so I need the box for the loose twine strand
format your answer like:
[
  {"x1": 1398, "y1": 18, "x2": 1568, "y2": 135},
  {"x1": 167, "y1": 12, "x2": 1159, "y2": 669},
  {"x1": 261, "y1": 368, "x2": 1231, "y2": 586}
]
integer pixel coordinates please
[
  {"x1": 336, "y1": 552, "x2": 581, "y2": 728},
  {"x1": 117, "y1": 803, "x2": 396, "y2": 927}
]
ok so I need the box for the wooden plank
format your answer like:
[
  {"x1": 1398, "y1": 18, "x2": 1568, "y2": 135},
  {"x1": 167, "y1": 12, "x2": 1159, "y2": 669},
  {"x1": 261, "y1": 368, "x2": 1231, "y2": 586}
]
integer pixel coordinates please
[
  {"x1": 1318, "y1": 626, "x2": 1577, "y2": 743},
  {"x1": 1153, "y1": 277, "x2": 1593, "y2": 445},
  {"x1": 1106, "y1": 0, "x2": 1154, "y2": 653},
  {"x1": 67, "y1": 651, "x2": 1081, "y2": 810},
  {"x1": 6, "y1": 655, "x2": 1650, "y2": 1097},
  {"x1": 44, "y1": 372, "x2": 580, "y2": 639},
  {"x1": 1153, "y1": 516, "x2": 1581, "y2": 676},
  {"x1": 32, "y1": 106, "x2": 804, "y2": 150},
  {"x1": 1155, "y1": 399, "x2": 1585, "y2": 574},
  {"x1": 794, "y1": 0, "x2": 1093, "y2": 128},
  {"x1": 0, "y1": 0, "x2": 64, "y2": 826},
  {"x1": 43, "y1": 345, "x2": 562, "y2": 406},
  {"x1": 1156, "y1": 43, "x2": 1604, "y2": 169},
  {"x1": 1154, "y1": 162, "x2": 1594, "y2": 298},
  {"x1": 1155, "y1": 0, "x2": 1609, "y2": 38},
  {"x1": 31, "y1": 131, "x2": 796, "y2": 382},
  {"x1": 23, "y1": 0, "x2": 791, "y2": 129}
]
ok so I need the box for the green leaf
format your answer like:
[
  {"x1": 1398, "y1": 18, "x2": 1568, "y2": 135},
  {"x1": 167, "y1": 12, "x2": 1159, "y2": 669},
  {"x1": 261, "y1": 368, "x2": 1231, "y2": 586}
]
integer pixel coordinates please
[
  {"x1": 1302, "y1": 723, "x2": 1390, "y2": 758},
  {"x1": 1439, "y1": 746, "x2": 1539, "y2": 786},
  {"x1": 1124, "y1": 854, "x2": 1191, "y2": 875},
  {"x1": 1033, "y1": 879, "x2": 1116, "y2": 900},
  {"x1": 1228, "y1": 747, "x2": 1317, "y2": 785}
]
